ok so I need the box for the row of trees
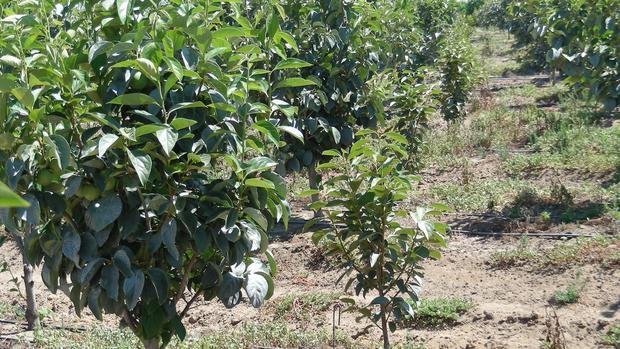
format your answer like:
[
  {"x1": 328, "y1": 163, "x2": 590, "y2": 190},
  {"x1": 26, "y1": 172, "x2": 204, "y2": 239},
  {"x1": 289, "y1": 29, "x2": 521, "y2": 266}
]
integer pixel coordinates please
[
  {"x1": 471, "y1": 0, "x2": 619, "y2": 111},
  {"x1": 0, "y1": 0, "x2": 475, "y2": 348}
]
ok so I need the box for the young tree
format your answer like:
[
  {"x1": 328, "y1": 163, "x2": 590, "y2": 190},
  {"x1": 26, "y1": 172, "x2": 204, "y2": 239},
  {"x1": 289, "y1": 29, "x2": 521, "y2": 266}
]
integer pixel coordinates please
[
  {"x1": 308, "y1": 131, "x2": 448, "y2": 349},
  {"x1": 0, "y1": 1, "x2": 309, "y2": 347}
]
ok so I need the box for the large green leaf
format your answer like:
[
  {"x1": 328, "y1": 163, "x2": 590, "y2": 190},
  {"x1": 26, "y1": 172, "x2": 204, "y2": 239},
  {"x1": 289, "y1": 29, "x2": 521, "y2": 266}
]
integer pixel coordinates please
[
  {"x1": 116, "y1": 0, "x2": 133, "y2": 24},
  {"x1": 109, "y1": 93, "x2": 158, "y2": 106},
  {"x1": 101, "y1": 265, "x2": 120, "y2": 301},
  {"x1": 244, "y1": 272, "x2": 270, "y2": 308},
  {"x1": 161, "y1": 219, "x2": 179, "y2": 264},
  {"x1": 274, "y1": 78, "x2": 317, "y2": 90},
  {"x1": 155, "y1": 127, "x2": 178, "y2": 156},
  {"x1": 62, "y1": 227, "x2": 81, "y2": 266},
  {"x1": 98, "y1": 134, "x2": 119, "y2": 158},
  {"x1": 277, "y1": 126, "x2": 304, "y2": 144},
  {"x1": 273, "y1": 58, "x2": 312, "y2": 71},
  {"x1": 85, "y1": 195, "x2": 123, "y2": 232},
  {"x1": 0, "y1": 182, "x2": 28, "y2": 207},
  {"x1": 244, "y1": 178, "x2": 275, "y2": 189},
  {"x1": 44, "y1": 135, "x2": 71, "y2": 170},
  {"x1": 127, "y1": 149, "x2": 152, "y2": 186},
  {"x1": 147, "y1": 268, "x2": 169, "y2": 305},
  {"x1": 123, "y1": 269, "x2": 145, "y2": 311}
]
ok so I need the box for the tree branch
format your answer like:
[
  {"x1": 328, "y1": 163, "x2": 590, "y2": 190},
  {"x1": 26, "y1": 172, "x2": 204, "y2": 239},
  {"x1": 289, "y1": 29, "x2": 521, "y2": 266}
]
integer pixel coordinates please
[{"x1": 173, "y1": 255, "x2": 197, "y2": 306}]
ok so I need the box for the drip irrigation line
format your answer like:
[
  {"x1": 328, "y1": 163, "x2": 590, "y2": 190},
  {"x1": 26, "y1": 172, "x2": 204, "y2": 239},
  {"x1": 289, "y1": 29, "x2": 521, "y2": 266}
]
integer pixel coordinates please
[
  {"x1": 449, "y1": 229, "x2": 593, "y2": 239},
  {"x1": 274, "y1": 216, "x2": 598, "y2": 239}
]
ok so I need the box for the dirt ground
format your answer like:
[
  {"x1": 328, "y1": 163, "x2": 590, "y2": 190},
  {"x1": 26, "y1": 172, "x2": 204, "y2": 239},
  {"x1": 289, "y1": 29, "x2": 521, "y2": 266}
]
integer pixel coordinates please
[{"x1": 1, "y1": 223, "x2": 618, "y2": 348}]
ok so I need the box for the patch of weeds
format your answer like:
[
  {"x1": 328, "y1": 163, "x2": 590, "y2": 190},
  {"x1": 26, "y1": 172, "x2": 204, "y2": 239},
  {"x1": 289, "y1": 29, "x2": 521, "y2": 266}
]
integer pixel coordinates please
[
  {"x1": 273, "y1": 291, "x2": 340, "y2": 321},
  {"x1": 0, "y1": 301, "x2": 23, "y2": 320},
  {"x1": 490, "y1": 236, "x2": 539, "y2": 268},
  {"x1": 405, "y1": 298, "x2": 474, "y2": 329},
  {"x1": 552, "y1": 272, "x2": 585, "y2": 305},
  {"x1": 426, "y1": 179, "x2": 530, "y2": 212},
  {"x1": 33, "y1": 326, "x2": 139, "y2": 349},
  {"x1": 196, "y1": 321, "x2": 355, "y2": 349},
  {"x1": 602, "y1": 325, "x2": 620, "y2": 348},
  {"x1": 32, "y1": 321, "x2": 356, "y2": 349},
  {"x1": 545, "y1": 235, "x2": 620, "y2": 267},
  {"x1": 490, "y1": 235, "x2": 620, "y2": 269}
]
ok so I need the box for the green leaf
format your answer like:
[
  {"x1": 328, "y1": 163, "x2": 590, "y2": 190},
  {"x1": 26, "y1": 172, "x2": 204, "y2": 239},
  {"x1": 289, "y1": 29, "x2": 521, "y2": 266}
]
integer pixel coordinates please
[
  {"x1": 273, "y1": 58, "x2": 312, "y2": 71},
  {"x1": 16, "y1": 194, "x2": 40, "y2": 225},
  {"x1": 116, "y1": 0, "x2": 132, "y2": 24},
  {"x1": 155, "y1": 127, "x2": 178, "y2": 156},
  {"x1": 0, "y1": 55, "x2": 21, "y2": 67},
  {"x1": 98, "y1": 134, "x2": 119, "y2": 158},
  {"x1": 44, "y1": 135, "x2": 71, "y2": 170},
  {"x1": 0, "y1": 77, "x2": 18, "y2": 93},
  {"x1": 163, "y1": 57, "x2": 183, "y2": 82},
  {"x1": 85, "y1": 195, "x2": 123, "y2": 232},
  {"x1": 147, "y1": 268, "x2": 169, "y2": 305},
  {"x1": 109, "y1": 93, "x2": 158, "y2": 106},
  {"x1": 275, "y1": 78, "x2": 317, "y2": 90},
  {"x1": 170, "y1": 118, "x2": 198, "y2": 130},
  {"x1": 252, "y1": 120, "x2": 279, "y2": 145},
  {"x1": 113, "y1": 250, "x2": 133, "y2": 277},
  {"x1": 161, "y1": 219, "x2": 179, "y2": 264},
  {"x1": 135, "y1": 124, "x2": 167, "y2": 137},
  {"x1": 101, "y1": 265, "x2": 120, "y2": 301},
  {"x1": 243, "y1": 157, "x2": 278, "y2": 175},
  {"x1": 321, "y1": 149, "x2": 340, "y2": 157},
  {"x1": 243, "y1": 207, "x2": 268, "y2": 231},
  {"x1": 277, "y1": 126, "x2": 304, "y2": 143},
  {"x1": 385, "y1": 132, "x2": 408, "y2": 145},
  {"x1": 169, "y1": 102, "x2": 207, "y2": 114},
  {"x1": 88, "y1": 41, "x2": 112, "y2": 63},
  {"x1": 135, "y1": 58, "x2": 158, "y2": 82},
  {"x1": 0, "y1": 182, "x2": 28, "y2": 207},
  {"x1": 80, "y1": 257, "x2": 105, "y2": 285},
  {"x1": 244, "y1": 178, "x2": 275, "y2": 189},
  {"x1": 244, "y1": 272, "x2": 270, "y2": 307},
  {"x1": 127, "y1": 149, "x2": 152, "y2": 186},
  {"x1": 62, "y1": 228, "x2": 81, "y2": 266},
  {"x1": 88, "y1": 287, "x2": 103, "y2": 320},
  {"x1": 11, "y1": 87, "x2": 34, "y2": 111},
  {"x1": 370, "y1": 296, "x2": 389, "y2": 305},
  {"x1": 123, "y1": 269, "x2": 144, "y2": 311}
]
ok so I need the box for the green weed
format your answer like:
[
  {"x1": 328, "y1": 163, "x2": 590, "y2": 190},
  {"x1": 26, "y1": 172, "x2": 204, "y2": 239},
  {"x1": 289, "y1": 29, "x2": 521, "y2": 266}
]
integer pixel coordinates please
[
  {"x1": 406, "y1": 298, "x2": 474, "y2": 329},
  {"x1": 553, "y1": 273, "x2": 585, "y2": 305},
  {"x1": 602, "y1": 325, "x2": 620, "y2": 348},
  {"x1": 273, "y1": 291, "x2": 341, "y2": 320}
]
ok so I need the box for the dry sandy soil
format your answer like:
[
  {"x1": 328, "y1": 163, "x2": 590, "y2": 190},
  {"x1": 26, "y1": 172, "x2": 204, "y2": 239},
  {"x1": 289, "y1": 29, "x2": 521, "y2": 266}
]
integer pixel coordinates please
[{"x1": 0, "y1": 223, "x2": 618, "y2": 348}]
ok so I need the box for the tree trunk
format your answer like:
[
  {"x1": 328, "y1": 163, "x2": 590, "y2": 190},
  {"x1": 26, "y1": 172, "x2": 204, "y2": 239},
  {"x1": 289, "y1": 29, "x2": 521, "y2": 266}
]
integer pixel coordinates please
[
  {"x1": 380, "y1": 305, "x2": 390, "y2": 349},
  {"x1": 307, "y1": 162, "x2": 322, "y2": 217},
  {"x1": 21, "y1": 242, "x2": 39, "y2": 331},
  {"x1": 141, "y1": 338, "x2": 161, "y2": 349}
]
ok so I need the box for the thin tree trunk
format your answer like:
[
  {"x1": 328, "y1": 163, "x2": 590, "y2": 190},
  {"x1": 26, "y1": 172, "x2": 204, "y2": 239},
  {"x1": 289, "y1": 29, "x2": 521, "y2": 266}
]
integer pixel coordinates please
[
  {"x1": 141, "y1": 338, "x2": 161, "y2": 349},
  {"x1": 21, "y1": 225, "x2": 39, "y2": 330},
  {"x1": 308, "y1": 162, "x2": 322, "y2": 217},
  {"x1": 380, "y1": 308, "x2": 389, "y2": 349}
]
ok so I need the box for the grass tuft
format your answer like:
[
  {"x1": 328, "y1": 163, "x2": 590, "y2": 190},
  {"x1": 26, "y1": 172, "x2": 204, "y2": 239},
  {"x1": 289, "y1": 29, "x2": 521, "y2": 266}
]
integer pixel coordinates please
[
  {"x1": 405, "y1": 297, "x2": 474, "y2": 329},
  {"x1": 273, "y1": 291, "x2": 341, "y2": 321},
  {"x1": 602, "y1": 325, "x2": 620, "y2": 348}
]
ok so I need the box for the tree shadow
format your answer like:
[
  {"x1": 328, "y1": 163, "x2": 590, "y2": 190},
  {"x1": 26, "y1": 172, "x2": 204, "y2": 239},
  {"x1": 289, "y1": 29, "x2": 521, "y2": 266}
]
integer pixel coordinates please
[
  {"x1": 601, "y1": 298, "x2": 620, "y2": 318},
  {"x1": 501, "y1": 187, "x2": 607, "y2": 226}
]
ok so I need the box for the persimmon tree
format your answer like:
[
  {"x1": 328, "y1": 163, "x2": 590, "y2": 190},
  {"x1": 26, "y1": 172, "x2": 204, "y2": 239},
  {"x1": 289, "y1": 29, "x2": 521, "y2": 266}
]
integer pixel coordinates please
[
  {"x1": 0, "y1": 0, "x2": 309, "y2": 347},
  {"x1": 307, "y1": 131, "x2": 448, "y2": 349}
]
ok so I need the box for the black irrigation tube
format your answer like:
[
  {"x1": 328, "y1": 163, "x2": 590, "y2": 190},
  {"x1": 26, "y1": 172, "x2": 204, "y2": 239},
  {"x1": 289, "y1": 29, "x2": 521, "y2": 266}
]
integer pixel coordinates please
[
  {"x1": 449, "y1": 228, "x2": 594, "y2": 239},
  {"x1": 277, "y1": 216, "x2": 597, "y2": 239}
]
